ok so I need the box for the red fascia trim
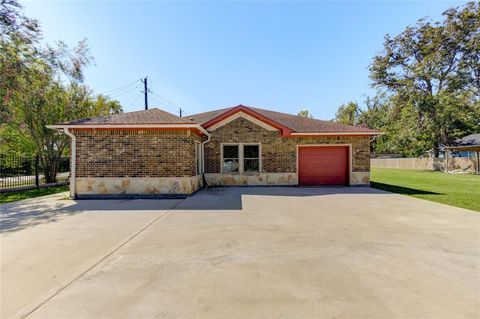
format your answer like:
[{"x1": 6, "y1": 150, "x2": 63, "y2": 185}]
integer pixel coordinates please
[
  {"x1": 201, "y1": 105, "x2": 294, "y2": 136},
  {"x1": 72, "y1": 127, "x2": 204, "y2": 136},
  {"x1": 284, "y1": 133, "x2": 375, "y2": 138}
]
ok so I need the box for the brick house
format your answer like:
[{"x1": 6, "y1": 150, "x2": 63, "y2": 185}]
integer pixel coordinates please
[{"x1": 48, "y1": 105, "x2": 380, "y2": 198}]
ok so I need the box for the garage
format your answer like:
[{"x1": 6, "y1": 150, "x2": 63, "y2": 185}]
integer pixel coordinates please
[{"x1": 298, "y1": 146, "x2": 349, "y2": 186}]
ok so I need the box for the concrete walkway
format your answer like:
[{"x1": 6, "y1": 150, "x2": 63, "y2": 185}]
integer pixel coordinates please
[{"x1": 1, "y1": 187, "x2": 479, "y2": 318}]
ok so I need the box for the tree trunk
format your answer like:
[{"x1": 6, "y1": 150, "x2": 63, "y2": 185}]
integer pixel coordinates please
[
  {"x1": 432, "y1": 139, "x2": 440, "y2": 158},
  {"x1": 41, "y1": 155, "x2": 59, "y2": 183},
  {"x1": 433, "y1": 131, "x2": 443, "y2": 158}
]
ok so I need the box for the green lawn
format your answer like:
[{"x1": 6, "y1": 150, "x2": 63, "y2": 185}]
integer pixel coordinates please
[
  {"x1": 1, "y1": 172, "x2": 478, "y2": 211},
  {"x1": 371, "y1": 168, "x2": 480, "y2": 212},
  {"x1": 0, "y1": 185, "x2": 69, "y2": 204}
]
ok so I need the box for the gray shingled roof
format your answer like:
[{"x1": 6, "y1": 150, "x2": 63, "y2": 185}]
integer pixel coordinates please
[
  {"x1": 56, "y1": 105, "x2": 380, "y2": 134},
  {"x1": 187, "y1": 105, "x2": 379, "y2": 133},
  {"x1": 452, "y1": 133, "x2": 480, "y2": 146},
  {"x1": 59, "y1": 108, "x2": 192, "y2": 125}
]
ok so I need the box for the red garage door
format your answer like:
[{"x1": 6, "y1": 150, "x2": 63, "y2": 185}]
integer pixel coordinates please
[{"x1": 298, "y1": 146, "x2": 349, "y2": 186}]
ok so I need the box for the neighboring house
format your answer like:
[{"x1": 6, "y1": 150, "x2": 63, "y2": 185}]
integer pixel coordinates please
[
  {"x1": 426, "y1": 134, "x2": 480, "y2": 158},
  {"x1": 48, "y1": 105, "x2": 381, "y2": 198},
  {"x1": 445, "y1": 133, "x2": 480, "y2": 174}
]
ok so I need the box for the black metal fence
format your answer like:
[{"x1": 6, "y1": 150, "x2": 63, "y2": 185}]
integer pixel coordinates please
[{"x1": 0, "y1": 155, "x2": 70, "y2": 191}]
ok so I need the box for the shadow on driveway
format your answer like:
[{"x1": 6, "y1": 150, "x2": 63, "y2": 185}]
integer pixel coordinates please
[
  {"x1": 0, "y1": 187, "x2": 395, "y2": 233},
  {"x1": 0, "y1": 195, "x2": 180, "y2": 234},
  {"x1": 0, "y1": 194, "x2": 77, "y2": 234}
]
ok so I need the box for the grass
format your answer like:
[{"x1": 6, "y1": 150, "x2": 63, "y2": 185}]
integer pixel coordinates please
[
  {"x1": 371, "y1": 168, "x2": 480, "y2": 212},
  {"x1": 0, "y1": 185, "x2": 69, "y2": 204},
  {"x1": 1, "y1": 170, "x2": 478, "y2": 211}
]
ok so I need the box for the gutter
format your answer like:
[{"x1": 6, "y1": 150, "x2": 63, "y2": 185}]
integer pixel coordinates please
[
  {"x1": 201, "y1": 130, "x2": 211, "y2": 187},
  {"x1": 289, "y1": 132, "x2": 383, "y2": 136},
  {"x1": 62, "y1": 128, "x2": 76, "y2": 199},
  {"x1": 47, "y1": 124, "x2": 210, "y2": 138},
  {"x1": 47, "y1": 123, "x2": 208, "y2": 131}
]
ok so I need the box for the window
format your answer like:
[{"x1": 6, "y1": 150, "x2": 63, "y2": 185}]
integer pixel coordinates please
[
  {"x1": 222, "y1": 145, "x2": 239, "y2": 173},
  {"x1": 222, "y1": 144, "x2": 260, "y2": 173},
  {"x1": 243, "y1": 145, "x2": 259, "y2": 172}
]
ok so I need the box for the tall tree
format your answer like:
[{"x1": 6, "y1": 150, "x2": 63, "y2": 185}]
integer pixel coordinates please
[
  {"x1": 1, "y1": 0, "x2": 122, "y2": 182},
  {"x1": 369, "y1": 2, "x2": 480, "y2": 156},
  {"x1": 1, "y1": 0, "x2": 41, "y2": 120},
  {"x1": 297, "y1": 109, "x2": 313, "y2": 118},
  {"x1": 358, "y1": 92, "x2": 432, "y2": 156},
  {"x1": 10, "y1": 80, "x2": 122, "y2": 182},
  {"x1": 335, "y1": 101, "x2": 360, "y2": 126}
]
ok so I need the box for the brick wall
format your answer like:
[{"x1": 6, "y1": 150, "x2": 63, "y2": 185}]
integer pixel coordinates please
[
  {"x1": 204, "y1": 117, "x2": 370, "y2": 173},
  {"x1": 72, "y1": 119, "x2": 371, "y2": 179},
  {"x1": 73, "y1": 129, "x2": 202, "y2": 178}
]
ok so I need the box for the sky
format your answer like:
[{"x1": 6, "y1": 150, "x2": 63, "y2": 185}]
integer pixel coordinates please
[{"x1": 23, "y1": 0, "x2": 466, "y2": 119}]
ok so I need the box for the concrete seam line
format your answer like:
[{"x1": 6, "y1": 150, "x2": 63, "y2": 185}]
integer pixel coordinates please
[{"x1": 21, "y1": 199, "x2": 185, "y2": 318}]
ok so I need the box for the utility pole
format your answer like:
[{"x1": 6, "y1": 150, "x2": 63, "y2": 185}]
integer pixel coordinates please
[{"x1": 141, "y1": 77, "x2": 149, "y2": 110}]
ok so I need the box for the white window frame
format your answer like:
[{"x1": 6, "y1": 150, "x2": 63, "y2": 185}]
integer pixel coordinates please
[
  {"x1": 220, "y1": 143, "x2": 262, "y2": 174},
  {"x1": 221, "y1": 143, "x2": 241, "y2": 174}
]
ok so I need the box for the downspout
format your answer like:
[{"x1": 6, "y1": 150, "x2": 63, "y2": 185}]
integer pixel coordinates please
[
  {"x1": 63, "y1": 128, "x2": 76, "y2": 198},
  {"x1": 200, "y1": 128, "x2": 211, "y2": 188}
]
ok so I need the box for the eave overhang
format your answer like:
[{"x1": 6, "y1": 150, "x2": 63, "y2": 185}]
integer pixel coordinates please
[
  {"x1": 288, "y1": 132, "x2": 383, "y2": 137},
  {"x1": 47, "y1": 124, "x2": 210, "y2": 137}
]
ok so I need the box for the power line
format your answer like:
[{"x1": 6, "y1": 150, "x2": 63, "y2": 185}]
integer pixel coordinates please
[
  {"x1": 150, "y1": 91, "x2": 184, "y2": 117},
  {"x1": 107, "y1": 85, "x2": 141, "y2": 98},
  {"x1": 149, "y1": 95, "x2": 184, "y2": 117},
  {"x1": 111, "y1": 76, "x2": 184, "y2": 116},
  {"x1": 150, "y1": 91, "x2": 180, "y2": 110},
  {"x1": 129, "y1": 93, "x2": 142, "y2": 108},
  {"x1": 148, "y1": 94, "x2": 179, "y2": 114},
  {"x1": 101, "y1": 79, "x2": 141, "y2": 95}
]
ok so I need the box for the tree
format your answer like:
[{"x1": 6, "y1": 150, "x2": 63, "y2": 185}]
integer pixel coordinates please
[
  {"x1": 0, "y1": 123, "x2": 36, "y2": 157},
  {"x1": 1, "y1": 0, "x2": 123, "y2": 182},
  {"x1": 297, "y1": 110, "x2": 313, "y2": 118},
  {"x1": 1, "y1": 0, "x2": 41, "y2": 121},
  {"x1": 335, "y1": 101, "x2": 360, "y2": 125},
  {"x1": 8, "y1": 78, "x2": 122, "y2": 182},
  {"x1": 359, "y1": 92, "x2": 433, "y2": 156},
  {"x1": 369, "y1": 2, "x2": 480, "y2": 156}
]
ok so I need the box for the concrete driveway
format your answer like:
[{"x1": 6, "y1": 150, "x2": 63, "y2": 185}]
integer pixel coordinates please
[{"x1": 1, "y1": 187, "x2": 479, "y2": 318}]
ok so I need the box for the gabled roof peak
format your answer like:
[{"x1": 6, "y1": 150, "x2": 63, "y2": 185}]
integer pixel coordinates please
[
  {"x1": 188, "y1": 105, "x2": 381, "y2": 135},
  {"x1": 199, "y1": 105, "x2": 293, "y2": 135}
]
